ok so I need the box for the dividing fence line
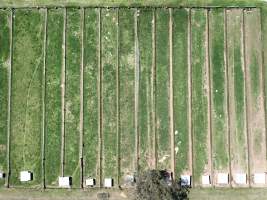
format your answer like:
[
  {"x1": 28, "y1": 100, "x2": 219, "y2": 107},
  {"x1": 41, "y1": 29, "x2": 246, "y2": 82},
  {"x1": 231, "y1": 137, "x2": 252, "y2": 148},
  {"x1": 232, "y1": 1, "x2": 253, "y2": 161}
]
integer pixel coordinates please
[
  {"x1": 224, "y1": 8, "x2": 232, "y2": 188},
  {"x1": 41, "y1": 8, "x2": 48, "y2": 189},
  {"x1": 6, "y1": 8, "x2": 13, "y2": 188},
  {"x1": 79, "y1": 7, "x2": 85, "y2": 189},
  {"x1": 0, "y1": 6, "x2": 258, "y2": 9},
  {"x1": 242, "y1": 9, "x2": 251, "y2": 188},
  {"x1": 60, "y1": 7, "x2": 67, "y2": 177}
]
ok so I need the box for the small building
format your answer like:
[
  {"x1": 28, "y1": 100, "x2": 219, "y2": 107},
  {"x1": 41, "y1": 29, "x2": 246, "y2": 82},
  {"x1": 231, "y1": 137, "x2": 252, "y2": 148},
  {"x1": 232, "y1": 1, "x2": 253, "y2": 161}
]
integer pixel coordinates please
[
  {"x1": 254, "y1": 173, "x2": 266, "y2": 184},
  {"x1": 234, "y1": 173, "x2": 247, "y2": 185},
  {"x1": 217, "y1": 173, "x2": 228, "y2": 184},
  {"x1": 202, "y1": 175, "x2": 210, "y2": 185},
  {"x1": 20, "y1": 171, "x2": 33, "y2": 182},
  {"x1": 124, "y1": 174, "x2": 135, "y2": 186},
  {"x1": 104, "y1": 178, "x2": 113, "y2": 188},
  {"x1": 59, "y1": 176, "x2": 72, "y2": 188},
  {"x1": 85, "y1": 178, "x2": 96, "y2": 187},
  {"x1": 180, "y1": 175, "x2": 191, "y2": 186},
  {"x1": 0, "y1": 171, "x2": 5, "y2": 179}
]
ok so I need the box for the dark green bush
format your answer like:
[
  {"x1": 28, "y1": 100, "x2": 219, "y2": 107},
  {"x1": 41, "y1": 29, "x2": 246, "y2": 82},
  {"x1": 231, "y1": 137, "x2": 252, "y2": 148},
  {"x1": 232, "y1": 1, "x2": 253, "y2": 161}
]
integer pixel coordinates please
[{"x1": 135, "y1": 170, "x2": 189, "y2": 200}]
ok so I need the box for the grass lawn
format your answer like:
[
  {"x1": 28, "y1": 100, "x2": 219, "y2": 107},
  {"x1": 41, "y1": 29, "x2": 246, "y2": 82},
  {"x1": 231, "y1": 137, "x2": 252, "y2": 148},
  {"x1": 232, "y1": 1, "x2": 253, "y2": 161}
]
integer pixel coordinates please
[
  {"x1": 83, "y1": 8, "x2": 99, "y2": 186},
  {"x1": 173, "y1": 8, "x2": 189, "y2": 178},
  {"x1": 64, "y1": 7, "x2": 81, "y2": 188},
  {"x1": 139, "y1": 8, "x2": 153, "y2": 171},
  {"x1": 45, "y1": 8, "x2": 63, "y2": 187},
  {"x1": 102, "y1": 8, "x2": 118, "y2": 185},
  {"x1": 0, "y1": 1, "x2": 267, "y2": 200},
  {"x1": 155, "y1": 8, "x2": 171, "y2": 171},
  {"x1": 189, "y1": 188, "x2": 267, "y2": 200},
  {"x1": 0, "y1": 9, "x2": 10, "y2": 187},
  {"x1": 119, "y1": 8, "x2": 135, "y2": 184},
  {"x1": 210, "y1": 8, "x2": 229, "y2": 172},
  {"x1": 10, "y1": 9, "x2": 44, "y2": 187},
  {"x1": 191, "y1": 8, "x2": 209, "y2": 185}
]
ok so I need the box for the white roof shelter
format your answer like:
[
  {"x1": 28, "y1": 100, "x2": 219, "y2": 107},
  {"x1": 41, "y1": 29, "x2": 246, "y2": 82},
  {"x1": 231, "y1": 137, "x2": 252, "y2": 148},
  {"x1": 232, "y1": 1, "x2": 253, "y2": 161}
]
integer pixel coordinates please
[
  {"x1": 85, "y1": 178, "x2": 96, "y2": 187},
  {"x1": 20, "y1": 171, "x2": 33, "y2": 182},
  {"x1": 202, "y1": 175, "x2": 210, "y2": 185},
  {"x1": 180, "y1": 175, "x2": 191, "y2": 186},
  {"x1": 234, "y1": 173, "x2": 247, "y2": 184},
  {"x1": 104, "y1": 178, "x2": 113, "y2": 188},
  {"x1": 217, "y1": 173, "x2": 228, "y2": 184},
  {"x1": 124, "y1": 174, "x2": 135, "y2": 185},
  {"x1": 254, "y1": 173, "x2": 266, "y2": 184},
  {"x1": 0, "y1": 171, "x2": 5, "y2": 179},
  {"x1": 59, "y1": 176, "x2": 71, "y2": 188}
]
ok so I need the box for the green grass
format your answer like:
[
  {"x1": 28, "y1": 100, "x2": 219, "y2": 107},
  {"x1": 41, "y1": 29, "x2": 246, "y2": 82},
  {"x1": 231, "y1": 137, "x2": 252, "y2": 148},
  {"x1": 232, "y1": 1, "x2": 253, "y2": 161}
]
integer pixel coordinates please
[
  {"x1": 64, "y1": 8, "x2": 81, "y2": 187},
  {"x1": 189, "y1": 188, "x2": 267, "y2": 200},
  {"x1": 173, "y1": 8, "x2": 189, "y2": 177},
  {"x1": 210, "y1": 9, "x2": 228, "y2": 171},
  {"x1": 227, "y1": 9, "x2": 247, "y2": 171},
  {"x1": 0, "y1": 3, "x2": 265, "y2": 195},
  {"x1": 233, "y1": 13, "x2": 245, "y2": 152},
  {"x1": 102, "y1": 8, "x2": 118, "y2": 183},
  {"x1": 191, "y1": 9, "x2": 208, "y2": 184},
  {"x1": 0, "y1": 9, "x2": 10, "y2": 186},
  {"x1": 249, "y1": 54, "x2": 260, "y2": 100},
  {"x1": 45, "y1": 8, "x2": 63, "y2": 187},
  {"x1": 119, "y1": 8, "x2": 135, "y2": 183},
  {"x1": 244, "y1": 9, "x2": 261, "y2": 106},
  {"x1": 155, "y1": 9, "x2": 170, "y2": 171},
  {"x1": 139, "y1": 9, "x2": 153, "y2": 171},
  {"x1": 83, "y1": 8, "x2": 99, "y2": 185},
  {"x1": 263, "y1": 5, "x2": 267, "y2": 151},
  {"x1": 253, "y1": 129, "x2": 262, "y2": 154},
  {"x1": 10, "y1": 9, "x2": 44, "y2": 186},
  {"x1": 244, "y1": 9, "x2": 265, "y2": 173}
]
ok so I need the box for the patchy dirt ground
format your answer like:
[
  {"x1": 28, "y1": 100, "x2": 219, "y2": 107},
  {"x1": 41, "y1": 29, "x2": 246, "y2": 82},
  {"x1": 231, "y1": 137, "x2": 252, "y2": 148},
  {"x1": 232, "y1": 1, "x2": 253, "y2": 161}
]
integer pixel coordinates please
[{"x1": 2, "y1": 188, "x2": 267, "y2": 200}]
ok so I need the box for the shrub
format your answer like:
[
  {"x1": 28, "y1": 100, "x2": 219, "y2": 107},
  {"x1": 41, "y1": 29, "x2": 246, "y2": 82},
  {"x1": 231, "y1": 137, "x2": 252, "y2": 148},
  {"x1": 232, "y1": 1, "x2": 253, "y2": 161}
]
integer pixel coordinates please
[{"x1": 135, "y1": 170, "x2": 189, "y2": 200}]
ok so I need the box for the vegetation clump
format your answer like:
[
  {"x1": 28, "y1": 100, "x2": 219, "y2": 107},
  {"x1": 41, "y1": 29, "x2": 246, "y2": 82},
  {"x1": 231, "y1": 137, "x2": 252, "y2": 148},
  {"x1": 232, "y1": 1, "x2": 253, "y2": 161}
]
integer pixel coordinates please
[{"x1": 135, "y1": 170, "x2": 189, "y2": 200}]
